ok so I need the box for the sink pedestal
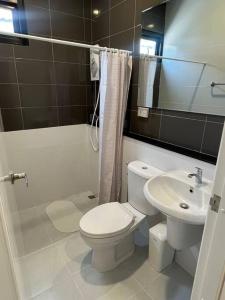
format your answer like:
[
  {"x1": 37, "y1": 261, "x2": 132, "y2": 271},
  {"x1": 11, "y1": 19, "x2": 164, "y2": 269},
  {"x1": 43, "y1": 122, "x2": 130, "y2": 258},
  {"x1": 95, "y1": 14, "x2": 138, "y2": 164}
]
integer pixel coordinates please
[{"x1": 167, "y1": 216, "x2": 204, "y2": 250}]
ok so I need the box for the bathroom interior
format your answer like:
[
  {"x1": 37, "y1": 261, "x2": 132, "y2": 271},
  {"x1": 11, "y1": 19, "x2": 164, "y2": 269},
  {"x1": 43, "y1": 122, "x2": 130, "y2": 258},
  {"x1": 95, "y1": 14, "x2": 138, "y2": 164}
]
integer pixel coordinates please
[{"x1": 0, "y1": 0, "x2": 225, "y2": 299}]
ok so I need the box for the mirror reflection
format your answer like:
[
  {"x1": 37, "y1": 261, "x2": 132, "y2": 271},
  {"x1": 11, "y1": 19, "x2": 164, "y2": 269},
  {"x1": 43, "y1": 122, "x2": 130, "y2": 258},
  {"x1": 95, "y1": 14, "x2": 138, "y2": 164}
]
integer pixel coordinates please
[{"x1": 137, "y1": 0, "x2": 225, "y2": 116}]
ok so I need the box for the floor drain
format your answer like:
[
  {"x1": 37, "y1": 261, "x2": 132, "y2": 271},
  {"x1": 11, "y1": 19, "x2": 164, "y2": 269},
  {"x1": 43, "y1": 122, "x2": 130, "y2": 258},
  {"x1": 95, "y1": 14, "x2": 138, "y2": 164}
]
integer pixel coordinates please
[
  {"x1": 180, "y1": 203, "x2": 189, "y2": 209},
  {"x1": 88, "y1": 195, "x2": 96, "y2": 199}
]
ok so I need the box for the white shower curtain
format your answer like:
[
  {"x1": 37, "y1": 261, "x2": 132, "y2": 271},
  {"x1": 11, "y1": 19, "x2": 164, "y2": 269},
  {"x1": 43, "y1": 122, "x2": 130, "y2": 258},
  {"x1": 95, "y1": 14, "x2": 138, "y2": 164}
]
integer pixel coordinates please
[
  {"x1": 99, "y1": 50, "x2": 132, "y2": 204},
  {"x1": 137, "y1": 55, "x2": 157, "y2": 107}
]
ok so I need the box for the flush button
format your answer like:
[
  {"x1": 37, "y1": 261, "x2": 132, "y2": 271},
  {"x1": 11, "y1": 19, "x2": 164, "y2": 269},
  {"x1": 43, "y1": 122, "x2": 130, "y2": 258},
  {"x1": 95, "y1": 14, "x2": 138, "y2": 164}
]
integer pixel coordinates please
[{"x1": 142, "y1": 166, "x2": 148, "y2": 170}]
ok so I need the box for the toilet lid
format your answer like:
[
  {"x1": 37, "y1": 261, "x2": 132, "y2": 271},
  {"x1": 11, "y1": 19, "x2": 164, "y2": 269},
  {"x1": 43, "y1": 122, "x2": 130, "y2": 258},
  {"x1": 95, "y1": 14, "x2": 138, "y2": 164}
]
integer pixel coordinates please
[{"x1": 79, "y1": 202, "x2": 135, "y2": 238}]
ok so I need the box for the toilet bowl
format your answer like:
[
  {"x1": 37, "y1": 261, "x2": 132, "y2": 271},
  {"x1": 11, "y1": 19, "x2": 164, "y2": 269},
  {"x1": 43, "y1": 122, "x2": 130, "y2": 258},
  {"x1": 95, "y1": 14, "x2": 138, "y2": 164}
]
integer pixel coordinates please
[
  {"x1": 79, "y1": 161, "x2": 162, "y2": 272},
  {"x1": 80, "y1": 202, "x2": 145, "y2": 272}
]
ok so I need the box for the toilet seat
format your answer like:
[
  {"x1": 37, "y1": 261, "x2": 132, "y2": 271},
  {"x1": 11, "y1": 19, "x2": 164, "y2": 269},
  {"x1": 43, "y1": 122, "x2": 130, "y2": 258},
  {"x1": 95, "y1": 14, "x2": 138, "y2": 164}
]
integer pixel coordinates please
[{"x1": 79, "y1": 202, "x2": 135, "y2": 239}]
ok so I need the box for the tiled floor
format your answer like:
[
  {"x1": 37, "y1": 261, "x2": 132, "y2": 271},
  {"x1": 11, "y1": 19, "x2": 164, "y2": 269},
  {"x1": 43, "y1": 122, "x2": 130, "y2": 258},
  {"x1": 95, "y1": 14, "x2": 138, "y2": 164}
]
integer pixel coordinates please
[
  {"x1": 15, "y1": 233, "x2": 193, "y2": 300},
  {"x1": 13, "y1": 192, "x2": 193, "y2": 300},
  {"x1": 13, "y1": 191, "x2": 98, "y2": 257}
]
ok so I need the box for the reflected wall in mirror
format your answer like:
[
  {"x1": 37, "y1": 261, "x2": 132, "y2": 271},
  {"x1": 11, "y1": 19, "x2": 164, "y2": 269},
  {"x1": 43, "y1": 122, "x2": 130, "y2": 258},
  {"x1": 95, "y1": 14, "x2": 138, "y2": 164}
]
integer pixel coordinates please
[{"x1": 137, "y1": 0, "x2": 225, "y2": 116}]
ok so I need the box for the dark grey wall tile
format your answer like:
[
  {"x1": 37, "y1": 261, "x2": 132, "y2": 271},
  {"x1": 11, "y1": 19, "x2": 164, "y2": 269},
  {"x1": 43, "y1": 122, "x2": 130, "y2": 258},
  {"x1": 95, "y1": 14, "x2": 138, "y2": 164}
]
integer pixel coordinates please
[
  {"x1": 131, "y1": 57, "x2": 140, "y2": 85},
  {"x1": 14, "y1": 40, "x2": 53, "y2": 60},
  {"x1": 0, "y1": 60, "x2": 17, "y2": 83},
  {"x1": 0, "y1": 0, "x2": 91, "y2": 132},
  {"x1": 16, "y1": 60, "x2": 55, "y2": 84},
  {"x1": 133, "y1": 25, "x2": 141, "y2": 56},
  {"x1": 53, "y1": 44, "x2": 87, "y2": 64},
  {"x1": 0, "y1": 44, "x2": 14, "y2": 58},
  {"x1": 25, "y1": 5, "x2": 51, "y2": 37},
  {"x1": 22, "y1": 107, "x2": 58, "y2": 129},
  {"x1": 57, "y1": 85, "x2": 86, "y2": 106},
  {"x1": 86, "y1": 85, "x2": 92, "y2": 106},
  {"x1": 1, "y1": 109, "x2": 23, "y2": 131},
  {"x1": 92, "y1": 0, "x2": 110, "y2": 14},
  {"x1": 59, "y1": 106, "x2": 86, "y2": 125},
  {"x1": 84, "y1": 0, "x2": 92, "y2": 18},
  {"x1": 129, "y1": 110, "x2": 161, "y2": 139},
  {"x1": 85, "y1": 19, "x2": 92, "y2": 43},
  {"x1": 201, "y1": 122, "x2": 223, "y2": 157},
  {"x1": 24, "y1": 0, "x2": 49, "y2": 9},
  {"x1": 206, "y1": 115, "x2": 225, "y2": 123},
  {"x1": 50, "y1": 0, "x2": 84, "y2": 17},
  {"x1": 92, "y1": 11, "x2": 109, "y2": 41},
  {"x1": 127, "y1": 84, "x2": 138, "y2": 109},
  {"x1": 160, "y1": 115, "x2": 205, "y2": 151},
  {"x1": 110, "y1": 28, "x2": 134, "y2": 51},
  {"x1": 0, "y1": 84, "x2": 20, "y2": 108},
  {"x1": 110, "y1": 0, "x2": 135, "y2": 35},
  {"x1": 51, "y1": 11, "x2": 84, "y2": 41},
  {"x1": 95, "y1": 37, "x2": 110, "y2": 47},
  {"x1": 110, "y1": 0, "x2": 124, "y2": 8},
  {"x1": 55, "y1": 62, "x2": 88, "y2": 84},
  {"x1": 162, "y1": 109, "x2": 206, "y2": 121},
  {"x1": 20, "y1": 85, "x2": 57, "y2": 107},
  {"x1": 136, "y1": 0, "x2": 160, "y2": 25}
]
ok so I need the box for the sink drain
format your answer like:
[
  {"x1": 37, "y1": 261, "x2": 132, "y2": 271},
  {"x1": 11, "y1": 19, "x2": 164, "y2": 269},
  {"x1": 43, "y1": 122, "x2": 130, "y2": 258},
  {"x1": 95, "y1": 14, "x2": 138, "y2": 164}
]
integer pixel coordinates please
[{"x1": 180, "y1": 203, "x2": 189, "y2": 209}]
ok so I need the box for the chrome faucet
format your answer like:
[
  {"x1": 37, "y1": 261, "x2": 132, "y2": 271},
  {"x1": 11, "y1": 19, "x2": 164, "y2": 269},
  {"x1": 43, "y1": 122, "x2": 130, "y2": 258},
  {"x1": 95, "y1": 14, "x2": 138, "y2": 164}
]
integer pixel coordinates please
[{"x1": 188, "y1": 167, "x2": 203, "y2": 184}]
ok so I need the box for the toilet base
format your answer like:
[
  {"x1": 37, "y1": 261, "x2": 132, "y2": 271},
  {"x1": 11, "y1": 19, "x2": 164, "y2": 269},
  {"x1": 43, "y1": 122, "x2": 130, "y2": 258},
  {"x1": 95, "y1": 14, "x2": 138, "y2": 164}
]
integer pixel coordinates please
[{"x1": 92, "y1": 233, "x2": 135, "y2": 272}]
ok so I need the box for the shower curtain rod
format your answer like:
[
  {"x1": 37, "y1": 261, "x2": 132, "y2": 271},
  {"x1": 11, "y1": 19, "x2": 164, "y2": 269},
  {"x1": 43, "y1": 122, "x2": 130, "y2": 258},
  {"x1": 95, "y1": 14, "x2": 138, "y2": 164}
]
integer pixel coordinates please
[
  {"x1": 142, "y1": 54, "x2": 207, "y2": 65},
  {"x1": 0, "y1": 31, "x2": 132, "y2": 53}
]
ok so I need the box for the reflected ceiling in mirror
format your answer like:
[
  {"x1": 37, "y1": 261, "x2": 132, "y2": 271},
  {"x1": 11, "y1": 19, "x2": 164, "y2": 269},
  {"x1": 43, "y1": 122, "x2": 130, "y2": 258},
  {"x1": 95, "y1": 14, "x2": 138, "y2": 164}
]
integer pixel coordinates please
[{"x1": 137, "y1": 0, "x2": 225, "y2": 116}]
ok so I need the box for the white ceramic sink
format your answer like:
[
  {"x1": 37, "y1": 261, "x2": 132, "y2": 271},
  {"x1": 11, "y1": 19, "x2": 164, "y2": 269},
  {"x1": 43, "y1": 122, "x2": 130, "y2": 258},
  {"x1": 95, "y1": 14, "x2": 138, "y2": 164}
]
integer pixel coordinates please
[
  {"x1": 144, "y1": 170, "x2": 212, "y2": 225},
  {"x1": 144, "y1": 170, "x2": 213, "y2": 249}
]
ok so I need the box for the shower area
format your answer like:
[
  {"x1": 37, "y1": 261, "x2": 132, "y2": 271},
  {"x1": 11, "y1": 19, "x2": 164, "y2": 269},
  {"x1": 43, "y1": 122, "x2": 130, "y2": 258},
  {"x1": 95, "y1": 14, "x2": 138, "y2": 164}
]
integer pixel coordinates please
[
  {"x1": 0, "y1": 0, "x2": 134, "y2": 298},
  {"x1": 0, "y1": 124, "x2": 101, "y2": 299}
]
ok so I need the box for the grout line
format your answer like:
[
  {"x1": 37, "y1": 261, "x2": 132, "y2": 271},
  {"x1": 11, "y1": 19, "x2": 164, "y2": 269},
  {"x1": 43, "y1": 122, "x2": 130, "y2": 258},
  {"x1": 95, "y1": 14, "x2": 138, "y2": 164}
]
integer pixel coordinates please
[
  {"x1": 94, "y1": 25, "x2": 139, "y2": 45},
  {"x1": 129, "y1": 130, "x2": 204, "y2": 154},
  {"x1": 48, "y1": 0, "x2": 59, "y2": 126},
  {"x1": 160, "y1": 112, "x2": 207, "y2": 122},
  {"x1": 199, "y1": 120, "x2": 207, "y2": 153},
  {"x1": 158, "y1": 110, "x2": 163, "y2": 139},
  {"x1": 90, "y1": 0, "x2": 93, "y2": 43},
  {"x1": 109, "y1": 1, "x2": 111, "y2": 45},
  {"x1": 15, "y1": 57, "x2": 90, "y2": 66},
  {"x1": 27, "y1": 3, "x2": 93, "y2": 21},
  {"x1": 1, "y1": 105, "x2": 89, "y2": 109},
  {"x1": 132, "y1": 277, "x2": 156, "y2": 300},
  {"x1": 12, "y1": 47, "x2": 24, "y2": 130},
  {"x1": 132, "y1": 0, "x2": 136, "y2": 53},
  {"x1": 83, "y1": 0, "x2": 86, "y2": 43},
  {"x1": 17, "y1": 83, "x2": 91, "y2": 86}
]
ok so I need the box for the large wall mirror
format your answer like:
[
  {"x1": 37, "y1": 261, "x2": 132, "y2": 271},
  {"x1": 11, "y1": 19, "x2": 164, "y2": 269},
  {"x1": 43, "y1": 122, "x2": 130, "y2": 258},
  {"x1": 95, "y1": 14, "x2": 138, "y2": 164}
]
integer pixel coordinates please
[{"x1": 137, "y1": 0, "x2": 225, "y2": 116}]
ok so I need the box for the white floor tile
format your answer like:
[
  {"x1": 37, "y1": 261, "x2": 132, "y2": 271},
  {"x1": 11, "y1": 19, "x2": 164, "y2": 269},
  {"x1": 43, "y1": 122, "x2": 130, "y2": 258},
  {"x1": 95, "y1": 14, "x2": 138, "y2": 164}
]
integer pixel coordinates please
[
  {"x1": 97, "y1": 278, "x2": 147, "y2": 300},
  {"x1": 31, "y1": 274, "x2": 84, "y2": 300},
  {"x1": 127, "y1": 256, "x2": 160, "y2": 290},
  {"x1": 56, "y1": 233, "x2": 92, "y2": 275},
  {"x1": 144, "y1": 263, "x2": 193, "y2": 300},
  {"x1": 70, "y1": 191, "x2": 98, "y2": 214},
  {"x1": 38, "y1": 203, "x2": 72, "y2": 243},
  {"x1": 128, "y1": 289, "x2": 153, "y2": 300},
  {"x1": 72, "y1": 251, "x2": 150, "y2": 300},
  {"x1": 16, "y1": 242, "x2": 69, "y2": 299},
  {"x1": 15, "y1": 206, "x2": 51, "y2": 256}
]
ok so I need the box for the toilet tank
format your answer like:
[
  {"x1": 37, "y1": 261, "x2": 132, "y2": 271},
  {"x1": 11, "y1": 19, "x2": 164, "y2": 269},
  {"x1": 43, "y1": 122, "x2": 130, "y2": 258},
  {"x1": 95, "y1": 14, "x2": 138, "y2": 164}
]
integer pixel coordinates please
[{"x1": 128, "y1": 161, "x2": 162, "y2": 215}]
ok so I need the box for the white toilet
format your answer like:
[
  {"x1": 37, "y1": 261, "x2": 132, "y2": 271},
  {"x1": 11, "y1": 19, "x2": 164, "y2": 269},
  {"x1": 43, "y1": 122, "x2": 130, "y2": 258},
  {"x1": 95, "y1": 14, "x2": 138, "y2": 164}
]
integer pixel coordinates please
[{"x1": 79, "y1": 161, "x2": 161, "y2": 272}]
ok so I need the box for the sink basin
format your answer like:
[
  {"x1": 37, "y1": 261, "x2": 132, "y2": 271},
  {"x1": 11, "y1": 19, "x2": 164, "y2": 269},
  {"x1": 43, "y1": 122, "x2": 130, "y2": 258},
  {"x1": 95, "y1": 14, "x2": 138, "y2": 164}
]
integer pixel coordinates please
[
  {"x1": 144, "y1": 170, "x2": 213, "y2": 249},
  {"x1": 144, "y1": 170, "x2": 212, "y2": 225}
]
